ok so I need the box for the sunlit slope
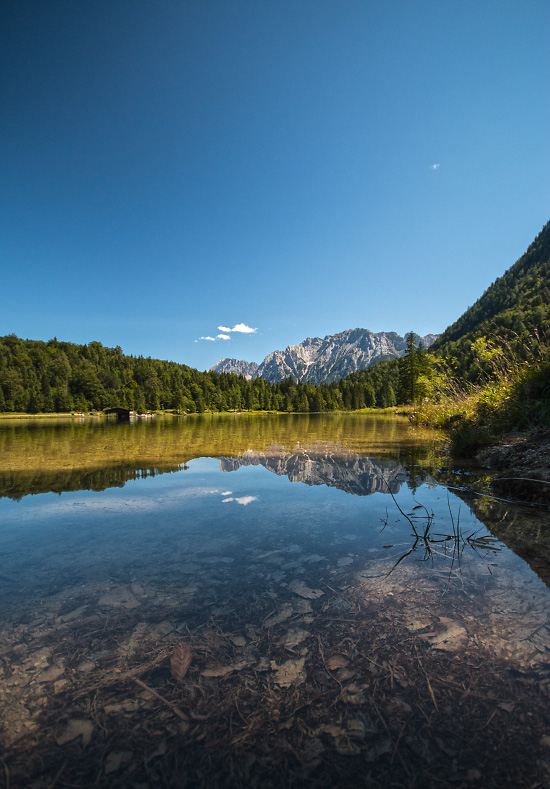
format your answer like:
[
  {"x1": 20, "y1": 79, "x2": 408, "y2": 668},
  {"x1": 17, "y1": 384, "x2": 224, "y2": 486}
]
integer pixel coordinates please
[{"x1": 432, "y1": 220, "x2": 550, "y2": 358}]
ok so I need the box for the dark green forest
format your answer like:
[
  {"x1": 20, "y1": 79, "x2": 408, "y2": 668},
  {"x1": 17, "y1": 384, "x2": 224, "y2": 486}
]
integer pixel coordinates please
[
  {"x1": 0, "y1": 334, "x2": 398, "y2": 414},
  {"x1": 431, "y1": 219, "x2": 550, "y2": 378}
]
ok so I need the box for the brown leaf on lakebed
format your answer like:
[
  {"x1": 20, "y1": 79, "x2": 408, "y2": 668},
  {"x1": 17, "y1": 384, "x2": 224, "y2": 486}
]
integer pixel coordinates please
[{"x1": 170, "y1": 641, "x2": 193, "y2": 683}]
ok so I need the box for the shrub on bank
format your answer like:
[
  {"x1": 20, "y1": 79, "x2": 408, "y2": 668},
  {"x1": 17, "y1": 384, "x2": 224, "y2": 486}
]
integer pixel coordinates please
[{"x1": 412, "y1": 337, "x2": 550, "y2": 456}]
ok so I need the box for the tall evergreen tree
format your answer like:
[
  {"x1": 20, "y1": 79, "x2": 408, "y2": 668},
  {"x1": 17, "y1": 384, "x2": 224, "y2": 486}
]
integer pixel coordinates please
[{"x1": 398, "y1": 332, "x2": 420, "y2": 403}]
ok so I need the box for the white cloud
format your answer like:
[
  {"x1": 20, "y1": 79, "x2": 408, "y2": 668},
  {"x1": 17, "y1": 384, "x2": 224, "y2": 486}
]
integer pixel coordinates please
[
  {"x1": 218, "y1": 323, "x2": 257, "y2": 334},
  {"x1": 431, "y1": 163, "x2": 440, "y2": 170},
  {"x1": 198, "y1": 322, "x2": 257, "y2": 342}
]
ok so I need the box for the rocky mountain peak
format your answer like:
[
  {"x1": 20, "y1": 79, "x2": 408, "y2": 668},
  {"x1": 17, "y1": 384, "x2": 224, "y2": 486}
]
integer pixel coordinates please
[{"x1": 210, "y1": 328, "x2": 437, "y2": 384}]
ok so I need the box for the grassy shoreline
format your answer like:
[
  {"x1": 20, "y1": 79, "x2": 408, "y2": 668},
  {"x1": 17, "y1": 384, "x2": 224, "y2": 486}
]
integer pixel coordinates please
[
  {"x1": 411, "y1": 375, "x2": 550, "y2": 456},
  {"x1": 0, "y1": 412, "x2": 80, "y2": 419}
]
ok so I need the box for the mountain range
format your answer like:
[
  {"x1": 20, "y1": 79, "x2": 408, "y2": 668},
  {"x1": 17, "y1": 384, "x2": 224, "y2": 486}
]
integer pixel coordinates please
[{"x1": 211, "y1": 328, "x2": 438, "y2": 384}]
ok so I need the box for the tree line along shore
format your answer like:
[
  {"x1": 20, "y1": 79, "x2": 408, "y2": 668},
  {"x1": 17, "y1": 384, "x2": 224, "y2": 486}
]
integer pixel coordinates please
[
  {"x1": 0, "y1": 334, "x2": 403, "y2": 416},
  {"x1": 2, "y1": 218, "x2": 550, "y2": 463},
  {"x1": 1, "y1": 327, "x2": 549, "y2": 457}
]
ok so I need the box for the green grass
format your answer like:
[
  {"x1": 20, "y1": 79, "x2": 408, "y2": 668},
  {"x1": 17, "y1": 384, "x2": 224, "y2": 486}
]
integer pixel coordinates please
[
  {"x1": 412, "y1": 343, "x2": 550, "y2": 456},
  {"x1": 0, "y1": 412, "x2": 80, "y2": 419}
]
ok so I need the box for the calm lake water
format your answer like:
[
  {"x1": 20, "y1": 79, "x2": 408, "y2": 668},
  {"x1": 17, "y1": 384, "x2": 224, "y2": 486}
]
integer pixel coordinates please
[{"x1": 1, "y1": 413, "x2": 550, "y2": 788}]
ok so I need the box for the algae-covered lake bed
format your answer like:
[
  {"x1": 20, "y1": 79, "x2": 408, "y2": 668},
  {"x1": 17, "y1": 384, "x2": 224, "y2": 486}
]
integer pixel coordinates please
[{"x1": 1, "y1": 413, "x2": 550, "y2": 787}]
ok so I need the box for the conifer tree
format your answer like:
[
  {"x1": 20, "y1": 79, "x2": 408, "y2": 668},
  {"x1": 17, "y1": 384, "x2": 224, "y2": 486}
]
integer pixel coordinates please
[{"x1": 398, "y1": 331, "x2": 421, "y2": 403}]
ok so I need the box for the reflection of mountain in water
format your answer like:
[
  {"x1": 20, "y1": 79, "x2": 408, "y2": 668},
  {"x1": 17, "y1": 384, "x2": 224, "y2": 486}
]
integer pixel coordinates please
[
  {"x1": 219, "y1": 446, "x2": 410, "y2": 496},
  {"x1": 0, "y1": 415, "x2": 439, "y2": 500}
]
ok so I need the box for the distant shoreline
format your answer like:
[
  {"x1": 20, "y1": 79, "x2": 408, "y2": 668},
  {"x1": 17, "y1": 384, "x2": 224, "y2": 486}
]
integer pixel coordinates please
[
  {"x1": 0, "y1": 412, "x2": 79, "y2": 419},
  {"x1": 0, "y1": 407, "x2": 406, "y2": 420}
]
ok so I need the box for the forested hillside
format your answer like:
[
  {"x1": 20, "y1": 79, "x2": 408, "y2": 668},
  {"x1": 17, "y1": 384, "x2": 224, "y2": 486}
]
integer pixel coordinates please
[
  {"x1": 339, "y1": 359, "x2": 399, "y2": 408},
  {"x1": 432, "y1": 220, "x2": 550, "y2": 378},
  {"x1": 0, "y1": 335, "x2": 395, "y2": 414},
  {"x1": 352, "y1": 220, "x2": 550, "y2": 401}
]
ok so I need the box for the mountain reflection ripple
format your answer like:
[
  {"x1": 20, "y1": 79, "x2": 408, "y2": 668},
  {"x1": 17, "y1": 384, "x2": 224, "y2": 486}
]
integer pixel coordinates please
[{"x1": 219, "y1": 446, "x2": 414, "y2": 496}]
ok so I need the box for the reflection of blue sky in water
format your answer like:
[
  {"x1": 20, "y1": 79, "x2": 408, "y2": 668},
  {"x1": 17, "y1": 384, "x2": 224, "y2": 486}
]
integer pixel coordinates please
[
  {"x1": 1, "y1": 453, "x2": 550, "y2": 724},
  {"x1": 1, "y1": 456, "x2": 549, "y2": 658},
  {"x1": 0, "y1": 457, "x2": 534, "y2": 595}
]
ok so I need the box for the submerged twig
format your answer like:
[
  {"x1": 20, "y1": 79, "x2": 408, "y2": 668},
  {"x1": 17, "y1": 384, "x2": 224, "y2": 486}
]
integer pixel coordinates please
[
  {"x1": 47, "y1": 760, "x2": 67, "y2": 789},
  {"x1": 133, "y1": 678, "x2": 189, "y2": 721},
  {"x1": 416, "y1": 648, "x2": 438, "y2": 711},
  {"x1": 73, "y1": 650, "x2": 171, "y2": 699}
]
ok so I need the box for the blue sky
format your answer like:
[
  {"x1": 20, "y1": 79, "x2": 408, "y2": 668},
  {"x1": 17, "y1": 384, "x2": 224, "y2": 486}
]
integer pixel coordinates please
[{"x1": 1, "y1": 1, "x2": 549, "y2": 370}]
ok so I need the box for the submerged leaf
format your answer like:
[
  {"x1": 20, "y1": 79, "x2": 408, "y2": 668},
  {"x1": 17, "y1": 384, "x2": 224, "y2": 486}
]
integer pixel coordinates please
[
  {"x1": 327, "y1": 654, "x2": 349, "y2": 670},
  {"x1": 289, "y1": 581, "x2": 324, "y2": 600},
  {"x1": 56, "y1": 719, "x2": 95, "y2": 747},
  {"x1": 263, "y1": 603, "x2": 293, "y2": 627},
  {"x1": 271, "y1": 657, "x2": 306, "y2": 687},
  {"x1": 170, "y1": 641, "x2": 193, "y2": 683}
]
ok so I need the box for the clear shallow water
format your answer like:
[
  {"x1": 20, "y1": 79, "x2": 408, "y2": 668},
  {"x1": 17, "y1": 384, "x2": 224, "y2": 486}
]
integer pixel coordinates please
[{"x1": 1, "y1": 414, "x2": 550, "y2": 787}]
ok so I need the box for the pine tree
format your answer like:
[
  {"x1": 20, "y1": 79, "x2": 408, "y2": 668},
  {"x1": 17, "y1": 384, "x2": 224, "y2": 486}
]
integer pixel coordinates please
[{"x1": 398, "y1": 332, "x2": 421, "y2": 403}]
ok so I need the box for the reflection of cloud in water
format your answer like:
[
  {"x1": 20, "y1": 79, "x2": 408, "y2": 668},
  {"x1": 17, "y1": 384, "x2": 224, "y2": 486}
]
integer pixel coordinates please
[
  {"x1": 222, "y1": 496, "x2": 257, "y2": 506},
  {"x1": 5, "y1": 486, "x2": 228, "y2": 521}
]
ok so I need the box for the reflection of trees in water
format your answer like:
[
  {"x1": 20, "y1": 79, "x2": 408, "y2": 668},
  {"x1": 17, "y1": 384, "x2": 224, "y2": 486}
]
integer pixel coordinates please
[
  {"x1": 0, "y1": 464, "x2": 184, "y2": 501},
  {"x1": 446, "y1": 485, "x2": 550, "y2": 587},
  {"x1": 0, "y1": 414, "x2": 442, "y2": 500},
  {"x1": 403, "y1": 448, "x2": 438, "y2": 494},
  {"x1": 0, "y1": 450, "x2": 433, "y2": 501}
]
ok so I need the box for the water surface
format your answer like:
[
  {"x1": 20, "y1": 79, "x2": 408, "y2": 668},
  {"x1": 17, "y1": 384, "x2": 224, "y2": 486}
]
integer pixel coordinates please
[{"x1": 1, "y1": 414, "x2": 549, "y2": 787}]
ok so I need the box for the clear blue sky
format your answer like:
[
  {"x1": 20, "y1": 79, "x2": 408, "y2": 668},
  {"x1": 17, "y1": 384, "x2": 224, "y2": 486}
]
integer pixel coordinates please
[{"x1": 1, "y1": 1, "x2": 549, "y2": 370}]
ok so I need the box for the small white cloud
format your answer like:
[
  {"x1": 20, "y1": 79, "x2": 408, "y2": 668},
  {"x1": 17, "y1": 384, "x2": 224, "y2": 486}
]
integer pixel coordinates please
[
  {"x1": 221, "y1": 491, "x2": 233, "y2": 496},
  {"x1": 199, "y1": 323, "x2": 257, "y2": 342},
  {"x1": 217, "y1": 323, "x2": 257, "y2": 334},
  {"x1": 431, "y1": 163, "x2": 440, "y2": 170}
]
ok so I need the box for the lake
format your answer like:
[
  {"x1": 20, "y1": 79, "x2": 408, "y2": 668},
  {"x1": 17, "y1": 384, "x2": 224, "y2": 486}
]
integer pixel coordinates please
[{"x1": 1, "y1": 413, "x2": 550, "y2": 787}]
